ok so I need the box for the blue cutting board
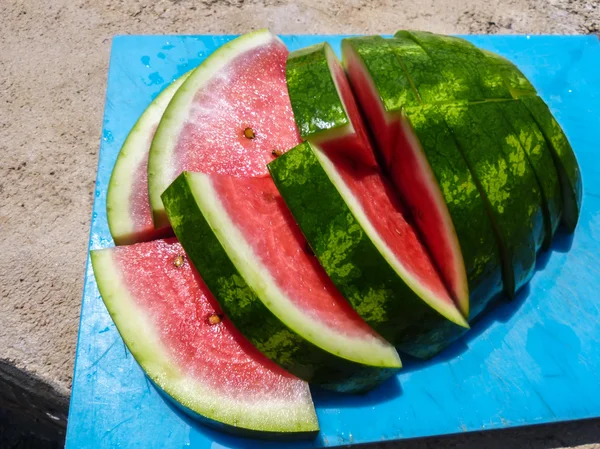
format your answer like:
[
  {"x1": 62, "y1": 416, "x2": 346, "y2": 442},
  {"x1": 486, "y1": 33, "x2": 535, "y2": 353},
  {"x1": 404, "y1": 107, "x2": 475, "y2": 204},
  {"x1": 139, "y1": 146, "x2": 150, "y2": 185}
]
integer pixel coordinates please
[{"x1": 65, "y1": 34, "x2": 600, "y2": 449}]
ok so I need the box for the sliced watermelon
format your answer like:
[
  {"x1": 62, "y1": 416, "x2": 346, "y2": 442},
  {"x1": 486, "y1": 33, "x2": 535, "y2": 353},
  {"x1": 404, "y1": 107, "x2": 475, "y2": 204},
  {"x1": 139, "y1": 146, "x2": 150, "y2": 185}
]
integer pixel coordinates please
[
  {"x1": 90, "y1": 239, "x2": 318, "y2": 437},
  {"x1": 286, "y1": 42, "x2": 377, "y2": 166},
  {"x1": 496, "y1": 100, "x2": 563, "y2": 247},
  {"x1": 441, "y1": 102, "x2": 545, "y2": 296},
  {"x1": 148, "y1": 29, "x2": 301, "y2": 229},
  {"x1": 162, "y1": 173, "x2": 401, "y2": 392},
  {"x1": 341, "y1": 37, "x2": 471, "y2": 317},
  {"x1": 394, "y1": 30, "x2": 511, "y2": 101},
  {"x1": 482, "y1": 50, "x2": 537, "y2": 98},
  {"x1": 107, "y1": 71, "x2": 191, "y2": 245},
  {"x1": 520, "y1": 96, "x2": 582, "y2": 232},
  {"x1": 403, "y1": 104, "x2": 504, "y2": 318},
  {"x1": 269, "y1": 141, "x2": 469, "y2": 358}
]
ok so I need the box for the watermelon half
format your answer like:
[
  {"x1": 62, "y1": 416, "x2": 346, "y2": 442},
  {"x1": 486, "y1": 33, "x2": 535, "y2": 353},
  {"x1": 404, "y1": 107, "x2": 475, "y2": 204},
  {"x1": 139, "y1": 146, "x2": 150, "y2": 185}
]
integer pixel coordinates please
[
  {"x1": 162, "y1": 173, "x2": 401, "y2": 392},
  {"x1": 107, "y1": 71, "x2": 191, "y2": 245},
  {"x1": 148, "y1": 29, "x2": 301, "y2": 228},
  {"x1": 90, "y1": 238, "x2": 319, "y2": 437}
]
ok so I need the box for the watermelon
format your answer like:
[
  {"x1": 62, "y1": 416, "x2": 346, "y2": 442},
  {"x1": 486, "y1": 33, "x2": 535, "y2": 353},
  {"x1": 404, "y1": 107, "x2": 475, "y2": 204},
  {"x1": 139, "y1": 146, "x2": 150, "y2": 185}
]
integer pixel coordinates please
[
  {"x1": 403, "y1": 104, "x2": 504, "y2": 318},
  {"x1": 285, "y1": 42, "x2": 378, "y2": 167},
  {"x1": 90, "y1": 238, "x2": 319, "y2": 437},
  {"x1": 341, "y1": 37, "x2": 476, "y2": 316},
  {"x1": 394, "y1": 30, "x2": 511, "y2": 101},
  {"x1": 148, "y1": 29, "x2": 301, "y2": 229},
  {"x1": 107, "y1": 71, "x2": 191, "y2": 245},
  {"x1": 481, "y1": 49, "x2": 537, "y2": 98},
  {"x1": 520, "y1": 96, "x2": 582, "y2": 232},
  {"x1": 441, "y1": 102, "x2": 545, "y2": 296},
  {"x1": 496, "y1": 100, "x2": 563, "y2": 247},
  {"x1": 269, "y1": 141, "x2": 469, "y2": 358},
  {"x1": 162, "y1": 172, "x2": 401, "y2": 392}
]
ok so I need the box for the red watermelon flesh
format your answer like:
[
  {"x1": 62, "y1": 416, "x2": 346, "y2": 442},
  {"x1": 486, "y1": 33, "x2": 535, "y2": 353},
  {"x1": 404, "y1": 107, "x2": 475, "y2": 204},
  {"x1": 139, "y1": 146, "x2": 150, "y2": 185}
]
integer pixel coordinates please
[
  {"x1": 343, "y1": 49, "x2": 468, "y2": 314},
  {"x1": 91, "y1": 238, "x2": 318, "y2": 434},
  {"x1": 175, "y1": 41, "x2": 300, "y2": 177},
  {"x1": 211, "y1": 174, "x2": 389, "y2": 338},
  {"x1": 318, "y1": 52, "x2": 453, "y2": 309},
  {"x1": 314, "y1": 52, "x2": 378, "y2": 168}
]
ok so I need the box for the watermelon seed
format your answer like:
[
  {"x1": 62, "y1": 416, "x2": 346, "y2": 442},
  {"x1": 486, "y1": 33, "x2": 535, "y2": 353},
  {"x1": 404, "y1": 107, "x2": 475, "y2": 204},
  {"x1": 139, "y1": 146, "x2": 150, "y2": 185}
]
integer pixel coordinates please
[
  {"x1": 243, "y1": 127, "x2": 255, "y2": 139},
  {"x1": 173, "y1": 254, "x2": 185, "y2": 268},
  {"x1": 208, "y1": 314, "x2": 222, "y2": 325},
  {"x1": 271, "y1": 149, "x2": 283, "y2": 157}
]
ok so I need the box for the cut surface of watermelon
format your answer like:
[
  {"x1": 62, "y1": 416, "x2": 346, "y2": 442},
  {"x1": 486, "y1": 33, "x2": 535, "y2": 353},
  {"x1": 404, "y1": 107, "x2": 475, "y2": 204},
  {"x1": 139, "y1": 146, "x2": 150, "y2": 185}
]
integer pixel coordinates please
[
  {"x1": 148, "y1": 29, "x2": 301, "y2": 228},
  {"x1": 90, "y1": 239, "x2": 318, "y2": 437},
  {"x1": 107, "y1": 72, "x2": 191, "y2": 245},
  {"x1": 162, "y1": 172, "x2": 401, "y2": 392},
  {"x1": 270, "y1": 142, "x2": 469, "y2": 358},
  {"x1": 342, "y1": 37, "x2": 469, "y2": 317}
]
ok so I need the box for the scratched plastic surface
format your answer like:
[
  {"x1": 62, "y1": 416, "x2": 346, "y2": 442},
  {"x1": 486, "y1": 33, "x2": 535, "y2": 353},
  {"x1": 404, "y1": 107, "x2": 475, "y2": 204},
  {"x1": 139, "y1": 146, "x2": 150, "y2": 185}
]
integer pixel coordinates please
[{"x1": 66, "y1": 35, "x2": 600, "y2": 449}]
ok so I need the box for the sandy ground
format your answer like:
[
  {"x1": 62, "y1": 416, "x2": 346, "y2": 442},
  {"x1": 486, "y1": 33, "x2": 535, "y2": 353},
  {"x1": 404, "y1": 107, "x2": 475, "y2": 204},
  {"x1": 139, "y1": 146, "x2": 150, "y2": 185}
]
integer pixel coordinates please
[{"x1": 1, "y1": 0, "x2": 599, "y2": 446}]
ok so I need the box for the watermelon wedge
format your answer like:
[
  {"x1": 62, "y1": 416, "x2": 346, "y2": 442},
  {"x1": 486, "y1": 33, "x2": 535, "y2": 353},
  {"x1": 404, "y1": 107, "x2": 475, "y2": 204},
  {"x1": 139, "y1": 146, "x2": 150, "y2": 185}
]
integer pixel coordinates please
[
  {"x1": 90, "y1": 239, "x2": 319, "y2": 437},
  {"x1": 341, "y1": 37, "x2": 474, "y2": 316},
  {"x1": 520, "y1": 96, "x2": 582, "y2": 232},
  {"x1": 286, "y1": 42, "x2": 378, "y2": 167},
  {"x1": 107, "y1": 71, "x2": 191, "y2": 245},
  {"x1": 441, "y1": 102, "x2": 545, "y2": 296},
  {"x1": 281, "y1": 42, "x2": 471, "y2": 354},
  {"x1": 394, "y1": 30, "x2": 511, "y2": 101},
  {"x1": 269, "y1": 141, "x2": 469, "y2": 358},
  {"x1": 482, "y1": 50, "x2": 537, "y2": 98},
  {"x1": 162, "y1": 173, "x2": 401, "y2": 392},
  {"x1": 148, "y1": 29, "x2": 301, "y2": 229}
]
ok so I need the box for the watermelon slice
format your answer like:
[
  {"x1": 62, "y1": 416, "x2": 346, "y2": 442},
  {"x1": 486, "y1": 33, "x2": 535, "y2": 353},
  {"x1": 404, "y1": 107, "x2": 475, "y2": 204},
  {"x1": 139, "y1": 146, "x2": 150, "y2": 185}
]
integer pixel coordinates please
[
  {"x1": 162, "y1": 173, "x2": 401, "y2": 392},
  {"x1": 496, "y1": 100, "x2": 563, "y2": 247},
  {"x1": 90, "y1": 238, "x2": 319, "y2": 437},
  {"x1": 394, "y1": 30, "x2": 512, "y2": 101},
  {"x1": 482, "y1": 50, "x2": 537, "y2": 98},
  {"x1": 341, "y1": 37, "x2": 473, "y2": 316},
  {"x1": 148, "y1": 29, "x2": 301, "y2": 229},
  {"x1": 480, "y1": 50, "x2": 581, "y2": 231},
  {"x1": 285, "y1": 42, "x2": 377, "y2": 167},
  {"x1": 107, "y1": 71, "x2": 191, "y2": 245},
  {"x1": 520, "y1": 96, "x2": 582, "y2": 232},
  {"x1": 441, "y1": 102, "x2": 545, "y2": 296},
  {"x1": 269, "y1": 141, "x2": 469, "y2": 358},
  {"x1": 281, "y1": 41, "x2": 471, "y2": 354}
]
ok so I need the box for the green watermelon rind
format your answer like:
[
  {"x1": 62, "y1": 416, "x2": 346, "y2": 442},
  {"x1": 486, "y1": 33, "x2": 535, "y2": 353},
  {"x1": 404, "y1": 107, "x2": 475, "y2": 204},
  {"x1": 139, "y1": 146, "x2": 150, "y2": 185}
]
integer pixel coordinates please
[
  {"x1": 106, "y1": 71, "x2": 191, "y2": 245},
  {"x1": 404, "y1": 104, "x2": 504, "y2": 319},
  {"x1": 162, "y1": 173, "x2": 401, "y2": 393},
  {"x1": 90, "y1": 248, "x2": 319, "y2": 436},
  {"x1": 148, "y1": 29, "x2": 279, "y2": 230},
  {"x1": 341, "y1": 38, "x2": 471, "y2": 315},
  {"x1": 482, "y1": 49, "x2": 537, "y2": 98},
  {"x1": 394, "y1": 30, "x2": 512, "y2": 101},
  {"x1": 286, "y1": 42, "x2": 351, "y2": 140},
  {"x1": 269, "y1": 142, "x2": 469, "y2": 358},
  {"x1": 520, "y1": 95, "x2": 582, "y2": 232},
  {"x1": 497, "y1": 99, "x2": 563, "y2": 246},
  {"x1": 440, "y1": 102, "x2": 544, "y2": 297}
]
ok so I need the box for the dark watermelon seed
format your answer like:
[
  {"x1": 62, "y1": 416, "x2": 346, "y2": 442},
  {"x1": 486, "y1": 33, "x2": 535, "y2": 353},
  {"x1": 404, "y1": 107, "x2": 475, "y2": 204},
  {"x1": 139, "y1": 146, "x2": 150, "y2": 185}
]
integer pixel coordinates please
[
  {"x1": 243, "y1": 127, "x2": 255, "y2": 139},
  {"x1": 272, "y1": 149, "x2": 283, "y2": 157}
]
